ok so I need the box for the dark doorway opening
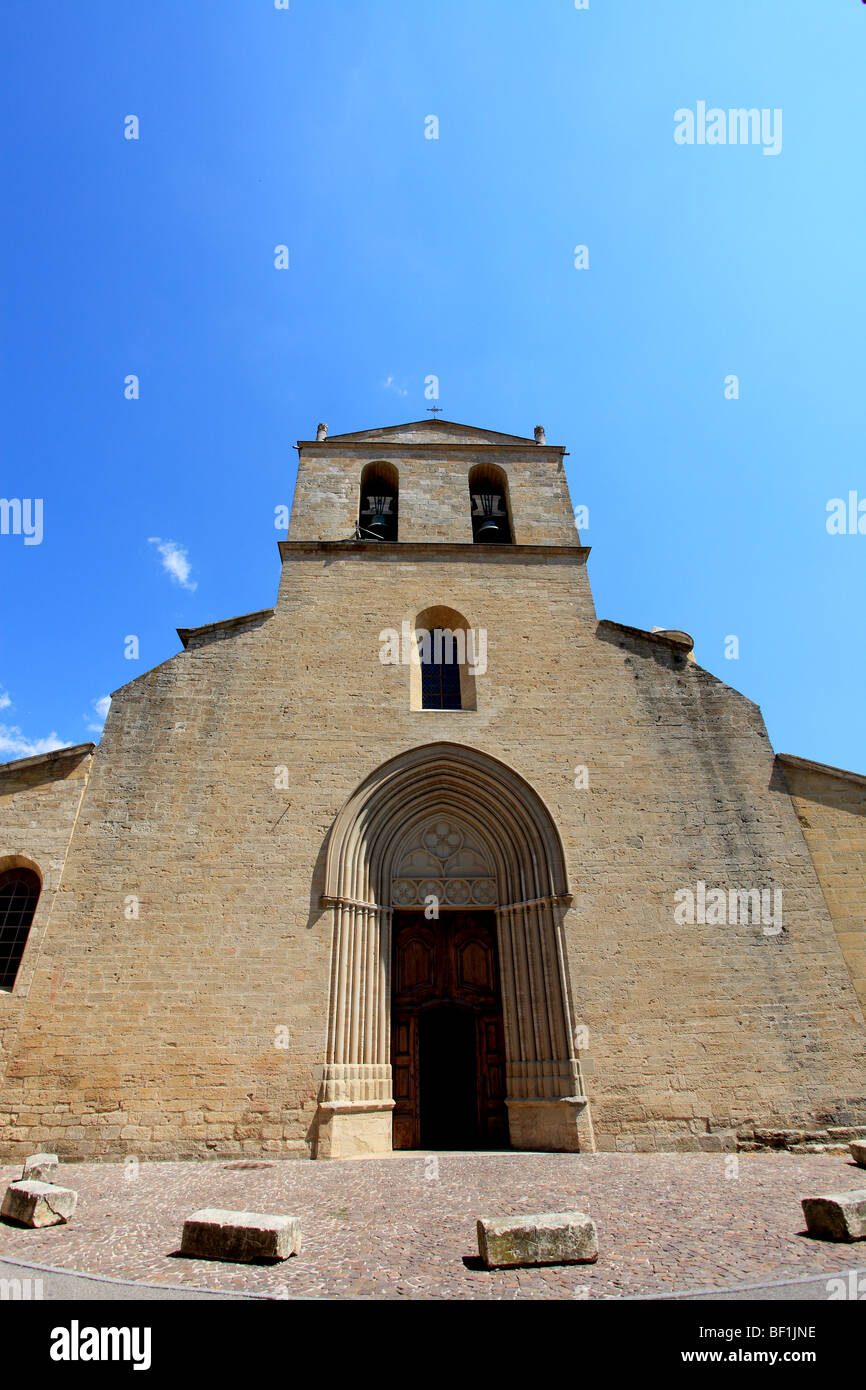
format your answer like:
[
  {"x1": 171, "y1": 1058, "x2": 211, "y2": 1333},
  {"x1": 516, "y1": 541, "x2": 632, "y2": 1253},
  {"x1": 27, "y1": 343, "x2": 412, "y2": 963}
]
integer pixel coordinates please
[
  {"x1": 391, "y1": 910, "x2": 507, "y2": 1150},
  {"x1": 419, "y1": 1007, "x2": 477, "y2": 1149}
]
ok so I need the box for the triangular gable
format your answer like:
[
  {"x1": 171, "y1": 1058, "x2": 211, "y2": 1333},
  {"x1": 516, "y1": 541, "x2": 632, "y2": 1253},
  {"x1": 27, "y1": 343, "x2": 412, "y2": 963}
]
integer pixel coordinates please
[{"x1": 319, "y1": 419, "x2": 537, "y2": 446}]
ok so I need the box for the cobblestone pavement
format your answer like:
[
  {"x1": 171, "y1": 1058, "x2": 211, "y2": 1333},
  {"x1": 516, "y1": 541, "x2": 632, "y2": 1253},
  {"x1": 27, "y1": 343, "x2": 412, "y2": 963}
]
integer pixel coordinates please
[{"x1": 1, "y1": 1152, "x2": 864, "y2": 1300}]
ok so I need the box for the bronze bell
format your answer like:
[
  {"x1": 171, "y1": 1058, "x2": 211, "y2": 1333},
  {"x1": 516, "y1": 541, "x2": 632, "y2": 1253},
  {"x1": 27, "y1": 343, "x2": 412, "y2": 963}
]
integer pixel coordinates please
[
  {"x1": 361, "y1": 495, "x2": 391, "y2": 539},
  {"x1": 476, "y1": 494, "x2": 503, "y2": 537}
]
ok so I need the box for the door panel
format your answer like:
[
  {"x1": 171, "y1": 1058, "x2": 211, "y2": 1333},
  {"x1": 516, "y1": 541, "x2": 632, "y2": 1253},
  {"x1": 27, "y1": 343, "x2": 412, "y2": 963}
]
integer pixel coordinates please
[
  {"x1": 391, "y1": 910, "x2": 507, "y2": 1150},
  {"x1": 391, "y1": 1013, "x2": 417, "y2": 1150}
]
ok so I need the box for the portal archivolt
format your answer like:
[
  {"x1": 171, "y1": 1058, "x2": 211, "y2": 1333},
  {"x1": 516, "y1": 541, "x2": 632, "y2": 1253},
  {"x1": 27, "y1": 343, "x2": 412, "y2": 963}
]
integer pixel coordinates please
[{"x1": 315, "y1": 742, "x2": 594, "y2": 1158}]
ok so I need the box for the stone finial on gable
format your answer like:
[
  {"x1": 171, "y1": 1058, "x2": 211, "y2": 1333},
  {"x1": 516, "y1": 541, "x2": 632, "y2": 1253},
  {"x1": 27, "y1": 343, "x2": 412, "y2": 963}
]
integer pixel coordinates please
[
  {"x1": 534, "y1": 425, "x2": 546, "y2": 444},
  {"x1": 316, "y1": 422, "x2": 328, "y2": 441}
]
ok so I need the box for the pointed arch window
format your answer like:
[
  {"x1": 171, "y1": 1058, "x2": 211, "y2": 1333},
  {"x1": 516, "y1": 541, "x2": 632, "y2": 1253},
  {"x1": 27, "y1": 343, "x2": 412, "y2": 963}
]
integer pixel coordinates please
[
  {"x1": 468, "y1": 463, "x2": 513, "y2": 544},
  {"x1": 358, "y1": 461, "x2": 399, "y2": 542},
  {"x1": 0, "y1": 867, "x2": 41, "y2": 990}
]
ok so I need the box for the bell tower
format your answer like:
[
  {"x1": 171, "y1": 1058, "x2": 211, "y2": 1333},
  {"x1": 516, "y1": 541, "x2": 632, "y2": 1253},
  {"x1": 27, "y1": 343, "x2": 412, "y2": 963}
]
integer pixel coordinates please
[
  {"x1": 280, "y1": 417, "x2": 598, "y2": 1158},
  {"x1": 286, "y1": 416, "x2": 590, "y2": 553}
]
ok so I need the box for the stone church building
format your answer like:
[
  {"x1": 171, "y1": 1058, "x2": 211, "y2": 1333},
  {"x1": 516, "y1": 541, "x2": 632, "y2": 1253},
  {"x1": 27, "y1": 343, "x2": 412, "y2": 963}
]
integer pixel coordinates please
[{"x1": 1, "y1": 418, "x2": 864, "y2": 1161}]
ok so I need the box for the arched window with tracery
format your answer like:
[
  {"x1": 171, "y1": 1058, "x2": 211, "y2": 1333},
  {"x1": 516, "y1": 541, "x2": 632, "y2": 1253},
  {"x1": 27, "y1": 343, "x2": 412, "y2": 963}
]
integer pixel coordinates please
[
  {"x1": 0, "y1": 866, "x2": 41, "y2": 990},
  {"x1": 468, "y1": 463, "x2": 513, "y2": 544},
  {"x1": 358, "y1": 461, "x2": 399, "y2": 542}
]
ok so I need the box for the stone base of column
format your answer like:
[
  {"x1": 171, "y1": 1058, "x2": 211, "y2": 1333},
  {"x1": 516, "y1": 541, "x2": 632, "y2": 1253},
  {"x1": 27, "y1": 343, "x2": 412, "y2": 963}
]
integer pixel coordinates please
[
  {"x1": 506, "y1": 1096, "x2": 595, "y2": 1153},
  {"x1": 314, "y1": 1100, "x2": 395, "y2": 1160}
]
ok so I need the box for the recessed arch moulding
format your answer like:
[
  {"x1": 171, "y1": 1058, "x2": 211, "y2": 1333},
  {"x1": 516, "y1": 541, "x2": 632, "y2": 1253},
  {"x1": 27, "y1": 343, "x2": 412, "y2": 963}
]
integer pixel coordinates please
[{"x1": 315, "y1": 742, "x2": 594, "y2": 1158}]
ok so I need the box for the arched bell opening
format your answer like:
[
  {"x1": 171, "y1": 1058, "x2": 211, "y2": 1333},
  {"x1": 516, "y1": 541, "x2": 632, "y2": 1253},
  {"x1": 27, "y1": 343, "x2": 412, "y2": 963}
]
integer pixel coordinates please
[
  {"x1": 468, "y1": 463, "x2": 514, "y2": 544},
  {"x1": 358, "y1": 461, "x2": 399, "y2": 542}
]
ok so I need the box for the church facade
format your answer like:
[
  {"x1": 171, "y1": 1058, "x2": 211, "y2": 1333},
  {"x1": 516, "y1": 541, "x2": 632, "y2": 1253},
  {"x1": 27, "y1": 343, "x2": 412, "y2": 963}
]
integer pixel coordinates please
[{"x1": 1, "y1": 418, "x2": 864, "y2": 1161}]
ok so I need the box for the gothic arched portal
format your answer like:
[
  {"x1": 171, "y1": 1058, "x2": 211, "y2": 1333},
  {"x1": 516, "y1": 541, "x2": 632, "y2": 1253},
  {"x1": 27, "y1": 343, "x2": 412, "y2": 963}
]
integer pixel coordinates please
[{"x1": 315, "y1": 742, "x2": 594, "y2": 1158}]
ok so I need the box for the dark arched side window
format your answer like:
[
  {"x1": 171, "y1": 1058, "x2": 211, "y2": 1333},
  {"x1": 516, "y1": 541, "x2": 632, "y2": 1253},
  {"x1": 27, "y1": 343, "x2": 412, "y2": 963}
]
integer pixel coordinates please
[
  {"x1": 468, "y1": 463, "x2": 513, "y2": 544},
  {"x1": 358, "y1": 461, "x2": 399, "y2": 542},
  {"x1": 0, "y1": 868, "x2": 41, "y2": 990}
]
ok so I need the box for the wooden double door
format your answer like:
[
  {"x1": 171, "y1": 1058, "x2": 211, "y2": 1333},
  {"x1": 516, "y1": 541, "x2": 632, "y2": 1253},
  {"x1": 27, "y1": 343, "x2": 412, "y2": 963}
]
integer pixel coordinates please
[{"x1": 391, "y1": 910, "x2": 507, "y2": 1150}]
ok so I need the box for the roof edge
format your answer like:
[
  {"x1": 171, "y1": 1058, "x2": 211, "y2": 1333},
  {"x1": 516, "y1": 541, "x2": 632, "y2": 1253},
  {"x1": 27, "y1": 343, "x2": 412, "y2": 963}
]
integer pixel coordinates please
[
  {"x1": 296, "y1": 440, "x2": 566, "y2": 454},
  {"x1": 595, "y1": 619, "x2": 761, "y2": 712},
  {"x1": 315, "y1": 418, "x2": 541, "y2": 446},
  {"x1": 0, "y1": 741, "x2": 96, "y2": 775},
  {"x1": 596, "y1": 619, "x2": 693, "y2": 654},
  {"x1": 177, "y1": 608, "x2": 275, "y2": 649},
  {"x1": 776, "y1": 752, "x2": 866, "y2": 789}
]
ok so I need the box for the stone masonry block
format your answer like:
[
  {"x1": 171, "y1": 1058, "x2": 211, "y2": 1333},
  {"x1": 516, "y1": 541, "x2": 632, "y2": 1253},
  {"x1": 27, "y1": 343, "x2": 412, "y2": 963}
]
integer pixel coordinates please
[
  {"x1": 801, "y1": 1190, "x2": 866, "y2": 1242},
  {"x1": 1, "y1": 1180, "x2": 78, "y2": 1228},
  {"x1": 180, "y1": 1207, "x2": 301, "y2": 1263},
  {"x1": 477, "y1": 1211, "x2": 598, "y2": 1268},
  {"x1": 21, "y1": 1152, "x2": 58, "y2": 1182}
]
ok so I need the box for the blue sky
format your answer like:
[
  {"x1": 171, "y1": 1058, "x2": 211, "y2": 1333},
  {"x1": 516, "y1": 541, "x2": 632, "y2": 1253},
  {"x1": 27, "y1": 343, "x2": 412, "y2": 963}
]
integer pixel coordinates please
[{"x1": 1, "y1": 0, "x2": 864, "y2": 770}]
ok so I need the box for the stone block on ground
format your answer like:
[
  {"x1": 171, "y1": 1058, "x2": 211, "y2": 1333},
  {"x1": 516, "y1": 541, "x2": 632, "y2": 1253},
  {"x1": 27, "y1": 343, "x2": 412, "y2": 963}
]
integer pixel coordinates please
[
  {"x1": 753, "y1": 1129, "x2": 807, "y2": 1149},
  {"x1": 477, "y1": 1211, "x2": 598, "y2": 1268},
  {"x1": 1, "y1": 1180, "x2": 78, "y2": 1228},
  {"x1": 790, "y1": 1142, "x2": 850, "y2": 1156},
  {"x1": 21, "y1": 1153, "x2": 58, "y2": 1182},
  {"x1": 180, "y1": 1208, "x2": 301, "y2": 1263},
  {"x1": 801, "y1": 1190, "x2": 866, "y2": 1242},
  {"x1": 850, "y1": 1141, "x2": 866, "y2": 1168}
]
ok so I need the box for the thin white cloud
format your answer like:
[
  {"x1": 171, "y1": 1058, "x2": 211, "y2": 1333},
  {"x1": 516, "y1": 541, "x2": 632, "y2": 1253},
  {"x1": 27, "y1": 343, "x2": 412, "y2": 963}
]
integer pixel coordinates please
[
  {"x1": 148, "y1": 537, "x2": 197, "y2": 592},
  {"x1": 0, "y1": 689, "x2": 10, "y2": 711},
  {"x1": 0, "y1": 724, "x2": 67, "y2": 760},
  {"x1": 85, "y1": 694, "x2": 111, "y2": 733},
  {"x1": 382, "y1": 375, "x2": 408, "y2": 398}
]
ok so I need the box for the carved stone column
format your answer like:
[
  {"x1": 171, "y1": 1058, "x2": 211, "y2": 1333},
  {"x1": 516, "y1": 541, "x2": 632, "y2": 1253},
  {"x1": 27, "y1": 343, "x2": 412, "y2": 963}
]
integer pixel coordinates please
[
  {"x1": 315, "y1": 899, "x2": 394, "y2": 1159},
  {"x1": 497, "y1": 897, "x2": 595, "y2": 1153}
]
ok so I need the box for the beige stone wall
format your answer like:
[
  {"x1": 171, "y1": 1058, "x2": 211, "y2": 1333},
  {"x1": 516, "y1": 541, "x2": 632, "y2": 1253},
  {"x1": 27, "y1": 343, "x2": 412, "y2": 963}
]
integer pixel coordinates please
[
  {"x1": 776, "y1": 755, "x2": 866, "y2": 1020},
  {"x1": 0, "y1": 747, "x2": 93, "y2": 1092},
  {"x1": 0, "y1": 425, "x2": 863, "y2": 1160}
]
